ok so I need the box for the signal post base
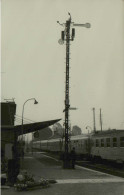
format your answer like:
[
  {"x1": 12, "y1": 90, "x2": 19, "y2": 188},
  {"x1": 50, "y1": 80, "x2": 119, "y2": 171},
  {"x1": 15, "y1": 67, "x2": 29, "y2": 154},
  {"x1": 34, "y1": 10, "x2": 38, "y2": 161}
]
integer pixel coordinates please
[{"x1": 62, "y1": 153, "x2": 72, "y2": 169}]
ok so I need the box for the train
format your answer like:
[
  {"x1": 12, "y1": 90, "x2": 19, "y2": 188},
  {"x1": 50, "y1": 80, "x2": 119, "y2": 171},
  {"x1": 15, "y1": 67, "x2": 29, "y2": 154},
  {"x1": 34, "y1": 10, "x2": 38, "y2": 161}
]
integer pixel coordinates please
[{"x1": 32, "y1": 129, "x2": 124, "y2": 164}]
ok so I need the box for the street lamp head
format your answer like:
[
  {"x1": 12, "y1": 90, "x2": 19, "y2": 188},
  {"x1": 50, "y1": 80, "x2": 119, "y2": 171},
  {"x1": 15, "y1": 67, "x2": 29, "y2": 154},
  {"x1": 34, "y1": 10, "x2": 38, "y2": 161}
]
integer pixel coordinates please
[
  {"x1": 86, "y1": 126, "x2": 92, "y2": 130},
  {"x1": 34, "y1": 99, "x2": 38, "y2": 104},
  {"x1": 85, "y1": 23, "x2": 91, "y2": 28}
]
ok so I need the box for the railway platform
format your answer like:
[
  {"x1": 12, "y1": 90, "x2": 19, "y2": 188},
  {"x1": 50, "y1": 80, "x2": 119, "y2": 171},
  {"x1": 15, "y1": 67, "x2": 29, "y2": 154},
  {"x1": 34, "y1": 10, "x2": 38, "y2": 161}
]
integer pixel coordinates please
[{"x1": 1, "y1": 152, "x2": 124, "y2": 195}]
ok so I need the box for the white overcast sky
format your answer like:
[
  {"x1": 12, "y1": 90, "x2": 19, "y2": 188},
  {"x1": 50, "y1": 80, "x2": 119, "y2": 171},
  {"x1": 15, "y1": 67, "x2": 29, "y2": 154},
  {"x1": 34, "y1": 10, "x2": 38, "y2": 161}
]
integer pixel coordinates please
[{"x1": 1, "y1": 0, "x2": 124, "y2": 133}]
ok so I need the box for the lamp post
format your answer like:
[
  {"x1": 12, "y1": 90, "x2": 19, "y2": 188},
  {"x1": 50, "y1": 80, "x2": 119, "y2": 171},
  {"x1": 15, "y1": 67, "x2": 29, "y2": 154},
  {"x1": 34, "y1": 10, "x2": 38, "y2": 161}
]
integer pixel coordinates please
[
  {"x1": 86, "y1": 126, "x2": 92, "y2": 134},
  {"x1": 21, "y1": 98, "x2": 38, "y2": 165},
  {"x1": 92, "y1": 108, "x2": 96, "y2": 133}
]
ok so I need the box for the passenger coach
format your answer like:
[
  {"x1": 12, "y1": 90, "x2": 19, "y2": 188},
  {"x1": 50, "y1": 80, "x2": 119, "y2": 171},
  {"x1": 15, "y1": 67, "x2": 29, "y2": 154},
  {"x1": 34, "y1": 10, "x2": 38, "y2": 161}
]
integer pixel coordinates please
[
  {"x1": 90, "y1": 130, "x2": 124, "y2": 164},
  {"x1": 32, "y1": 130, "x2": 124, "y2": 164}
]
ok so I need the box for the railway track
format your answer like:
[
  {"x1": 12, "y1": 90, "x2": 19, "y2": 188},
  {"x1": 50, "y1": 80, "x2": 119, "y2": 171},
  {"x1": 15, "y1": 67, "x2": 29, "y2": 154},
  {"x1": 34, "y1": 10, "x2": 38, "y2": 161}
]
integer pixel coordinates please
[
  {"x1": 76, "y1": 161, "x2": 124, "y2": 178},
  {"x1": 41, "y1": 152, "x2": 124, "y2": 178}
]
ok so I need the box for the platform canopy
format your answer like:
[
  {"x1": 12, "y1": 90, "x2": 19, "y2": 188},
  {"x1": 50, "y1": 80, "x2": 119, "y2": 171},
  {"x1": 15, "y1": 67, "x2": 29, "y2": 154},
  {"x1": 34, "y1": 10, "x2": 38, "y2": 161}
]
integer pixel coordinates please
[{"x1": 2, "y1": 119, "x2": 61, "y2": 136}]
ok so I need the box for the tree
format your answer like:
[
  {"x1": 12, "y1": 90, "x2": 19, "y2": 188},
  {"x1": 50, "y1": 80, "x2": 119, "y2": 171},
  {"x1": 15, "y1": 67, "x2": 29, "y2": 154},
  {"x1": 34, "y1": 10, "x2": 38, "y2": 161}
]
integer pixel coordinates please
[
  {"x1": 72, "y1": 126, "x2": 82, "y2": 136},
  {"x1": 52, "y1": 123, "x2": 64, "y2": 136}
]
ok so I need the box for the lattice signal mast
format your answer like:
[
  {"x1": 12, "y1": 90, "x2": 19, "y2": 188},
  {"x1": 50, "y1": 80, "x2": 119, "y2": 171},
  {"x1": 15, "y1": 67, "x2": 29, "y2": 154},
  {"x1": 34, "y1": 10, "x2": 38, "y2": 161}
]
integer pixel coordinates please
[{"x1": 57, "y1": 13, "x2": 91, "y2": 168}]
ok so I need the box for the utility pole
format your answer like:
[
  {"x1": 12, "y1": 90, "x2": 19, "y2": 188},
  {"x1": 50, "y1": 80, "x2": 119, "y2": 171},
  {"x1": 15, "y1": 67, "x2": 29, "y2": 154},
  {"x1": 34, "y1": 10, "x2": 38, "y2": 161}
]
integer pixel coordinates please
[
  {"x1": 100, "y1": 108, "x2": 102, "y2": 131},
  {"x1": 58, "y1": 13, "x2": 91, "y2": 168},
  {"x1": 92, "y1": 108, "x2": 96, "y2": 133}
]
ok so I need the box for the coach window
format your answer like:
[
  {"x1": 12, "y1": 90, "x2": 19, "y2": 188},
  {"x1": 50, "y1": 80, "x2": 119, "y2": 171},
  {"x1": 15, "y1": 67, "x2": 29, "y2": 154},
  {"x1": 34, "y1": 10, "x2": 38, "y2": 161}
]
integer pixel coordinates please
[
  {"x1": 85, "y1": 140, "x2": 88, "y2": 146},
  {"x1": 113, "y1": 137, "x2": 117, "y2": 147},
  {"x1": 106, "y1": 138, "x2": 110, "y2": 147},
  {"x1": 96, "y1": 139, "x2": 99, "y2": 147},
  {"x1": 101, "y1": 139, "x2": 104, "y2": 147},
  {"x1": 120, "y1": 137, "x2": 124, "y2": 147},
  {"x1": 91, "y1": 140, "x2": 95, "y2": 147}
]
